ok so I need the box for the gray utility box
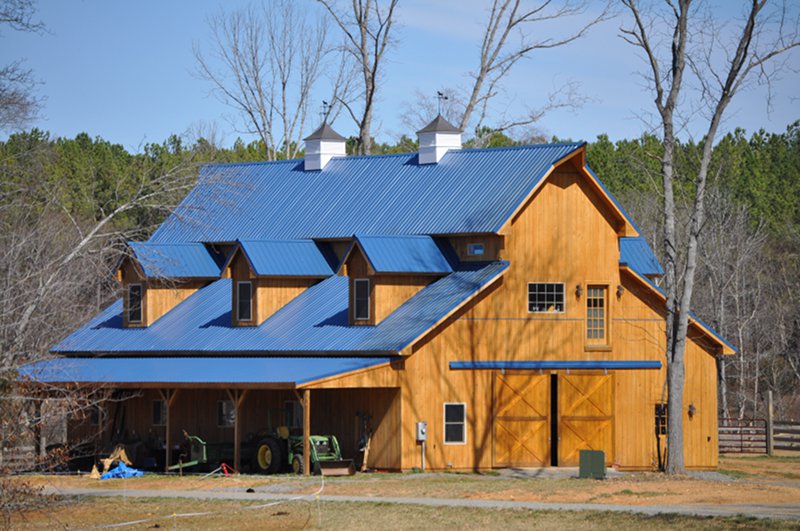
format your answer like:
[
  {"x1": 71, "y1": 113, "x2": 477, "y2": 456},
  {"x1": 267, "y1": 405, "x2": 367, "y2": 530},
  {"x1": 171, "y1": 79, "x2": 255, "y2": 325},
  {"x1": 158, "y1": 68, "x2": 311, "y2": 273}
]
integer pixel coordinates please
[{"x1": 578, "y1": 450, "x2": 606, "y2": 479}]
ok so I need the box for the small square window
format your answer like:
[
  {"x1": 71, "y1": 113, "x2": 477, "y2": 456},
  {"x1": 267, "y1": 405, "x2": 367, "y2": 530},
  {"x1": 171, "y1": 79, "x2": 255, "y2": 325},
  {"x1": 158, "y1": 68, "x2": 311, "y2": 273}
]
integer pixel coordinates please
[
  {"x1": 444, "y1": 403, "x2": 466, "y2": 444},
  {"x1": 152, "y1": 400, "x2": 166, "y2": 426},
  {"x1": 655, "y1": 403, "x2": 668, "y2": 435},
  {"x1": 528, "y1": 283, "x2": 565, "y2": 313},
  {"x1": 217, "y1": 400, "x2": 235, "y2": 427},
  {"x1": 237, "y1": 281, "x2": 253, "y2": 322},
  {"x1": 467, "y1": 243, "x2": 485, "y2": 256}
]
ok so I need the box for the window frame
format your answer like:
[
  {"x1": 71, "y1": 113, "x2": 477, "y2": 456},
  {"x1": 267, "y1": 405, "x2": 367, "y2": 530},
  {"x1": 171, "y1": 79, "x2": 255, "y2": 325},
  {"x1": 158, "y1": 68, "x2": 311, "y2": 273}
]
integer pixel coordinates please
[
  {"x1": 585, "y1": 284, "x2": 609, "y2": 345},
  {"x1": 353, "y1": 278, "x2": 371, "y2": 321},
  {"x1": 152, "y1": 399, "x2": 166, "y2": 426},
  {"x1": 217, "y1": 399, "x2": 235, "y2": 428},
  {"x1": 527, "y1": 282, "x2": 566, "y2": 314},
  {"x1": 236, "y1": 281, "x2": 253, "y2": 322},
  {"x1": 127, "y1": 283, "x2": 143, "y2": 324},
  {"x1": 467, "y1": 243, "x2": 485, "y2": 256},
  {"x1": 443, "y1": 402, "x2": 467, "y2": 445}
]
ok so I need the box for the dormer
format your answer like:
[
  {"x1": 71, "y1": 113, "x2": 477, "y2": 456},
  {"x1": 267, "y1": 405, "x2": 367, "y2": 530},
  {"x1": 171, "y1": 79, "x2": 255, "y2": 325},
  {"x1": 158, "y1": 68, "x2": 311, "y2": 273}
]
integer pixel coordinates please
[
  {"x1": 224, "y1": 240, "x2": 335, "y2": 326},
  {"x1": 338, "y1": 235, "x2": 453, "y2": 325},
  {"x1": 304, "y1": 122, "x2": 346, "y2": 171},
  {"x1": 417, "y1": 114, "x2": 462, "y2": 164},
  {"x1": 619, "y1": 237, "x2": 664, "y2": 280},
  {"x1": 115, "y1": 242, "x2": 222, "y2": 327}
]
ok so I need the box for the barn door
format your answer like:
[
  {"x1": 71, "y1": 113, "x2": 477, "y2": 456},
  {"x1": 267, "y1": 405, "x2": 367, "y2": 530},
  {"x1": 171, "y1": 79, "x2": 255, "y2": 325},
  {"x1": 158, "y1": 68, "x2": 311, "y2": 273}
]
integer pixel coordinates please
[
  {"x1": 493, "y1": 373, "x2": 550, "y2": 467},
  {"x1": 558, "y1": 372, "x2": 613, "y2": 466}
]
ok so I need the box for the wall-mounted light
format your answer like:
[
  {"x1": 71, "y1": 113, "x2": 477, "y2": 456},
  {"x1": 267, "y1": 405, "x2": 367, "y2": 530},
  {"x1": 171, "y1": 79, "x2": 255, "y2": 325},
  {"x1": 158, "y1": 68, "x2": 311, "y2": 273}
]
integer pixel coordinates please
[
  {"x1": 616, "y1": 285, "x2": 625, "y2": 298},
  {"x1": 575, "y1": 284, "x2": 583, "y2": 298},
  {"x1": 688, "y1": 403, "x2": 697, "y2": 418}
]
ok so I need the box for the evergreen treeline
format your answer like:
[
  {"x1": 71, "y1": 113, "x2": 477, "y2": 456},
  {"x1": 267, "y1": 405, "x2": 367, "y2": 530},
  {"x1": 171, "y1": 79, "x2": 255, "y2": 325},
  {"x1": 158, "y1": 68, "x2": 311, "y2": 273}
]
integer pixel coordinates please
[{"x1": 1, "y1": 124, "x2": 798, "y2": 418}]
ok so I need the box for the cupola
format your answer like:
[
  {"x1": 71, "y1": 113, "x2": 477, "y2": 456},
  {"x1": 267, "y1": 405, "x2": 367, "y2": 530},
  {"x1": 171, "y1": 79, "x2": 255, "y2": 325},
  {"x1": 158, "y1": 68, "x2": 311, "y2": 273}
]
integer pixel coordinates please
[
  {"x1": 303, "y1": 122, "x2": 346, "y2": 171},
  {"x1": 416, "y1": 114, "x2": 462, "y2": 164}
]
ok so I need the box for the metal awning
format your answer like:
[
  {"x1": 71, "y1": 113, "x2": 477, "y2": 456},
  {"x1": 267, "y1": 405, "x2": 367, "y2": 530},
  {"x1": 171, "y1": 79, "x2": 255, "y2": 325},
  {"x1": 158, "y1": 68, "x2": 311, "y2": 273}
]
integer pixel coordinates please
[
  {"x1": 449, "y1": 360, "x2": 662, "y2": 371},
  {"x1": 21, "y1": 356, "x2": 395, "y2": 388}
]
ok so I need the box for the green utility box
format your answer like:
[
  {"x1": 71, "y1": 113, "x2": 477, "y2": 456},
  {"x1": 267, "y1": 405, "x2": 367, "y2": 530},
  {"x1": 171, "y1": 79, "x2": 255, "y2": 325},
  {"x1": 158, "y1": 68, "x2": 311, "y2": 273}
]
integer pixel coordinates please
[{"x1": 578, "y1": 450, "x2": 606, "y2": 479}]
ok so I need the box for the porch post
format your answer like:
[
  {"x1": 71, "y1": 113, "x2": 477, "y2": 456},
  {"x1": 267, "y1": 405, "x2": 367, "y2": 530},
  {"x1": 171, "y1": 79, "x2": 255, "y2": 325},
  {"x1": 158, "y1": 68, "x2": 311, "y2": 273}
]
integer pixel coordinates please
[
  {"x1": 228, "y1": 389, "x2": 249, "y2": 472},
  {"x1": 303, "y1": 389, "x2": 310, "y2": 476},
  {"x1": 160, "y1": 389, "x2": 178, "y2": 471}
]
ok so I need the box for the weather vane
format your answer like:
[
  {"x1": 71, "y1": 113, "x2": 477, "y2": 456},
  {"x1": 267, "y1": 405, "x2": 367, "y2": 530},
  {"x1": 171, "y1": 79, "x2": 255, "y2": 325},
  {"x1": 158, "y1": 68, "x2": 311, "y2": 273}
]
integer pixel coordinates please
[
  {"x1": 437, "y1": 91, "x2": 448, "y2": 116},
  {"x1": 319, "y1": 100, "x2": 330, "y2": 124}
]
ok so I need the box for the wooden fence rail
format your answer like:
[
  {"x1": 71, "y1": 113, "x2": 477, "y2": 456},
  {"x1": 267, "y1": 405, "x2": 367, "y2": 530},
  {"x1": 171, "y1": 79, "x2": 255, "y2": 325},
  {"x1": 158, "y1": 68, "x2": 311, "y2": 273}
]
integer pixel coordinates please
[
  {"x1": 774, "y1": 420, "x2": 800, "y2": 452},
  {"x1": 719, "y1": 418, "x2": 767, "y2": 454}
]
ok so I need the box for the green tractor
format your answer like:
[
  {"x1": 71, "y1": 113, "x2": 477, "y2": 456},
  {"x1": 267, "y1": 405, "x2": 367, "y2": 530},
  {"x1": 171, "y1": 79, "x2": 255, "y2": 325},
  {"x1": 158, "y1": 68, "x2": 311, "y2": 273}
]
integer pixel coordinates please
[{"x1": 250, "y1": 427, "x2": 354, "y2": 476}]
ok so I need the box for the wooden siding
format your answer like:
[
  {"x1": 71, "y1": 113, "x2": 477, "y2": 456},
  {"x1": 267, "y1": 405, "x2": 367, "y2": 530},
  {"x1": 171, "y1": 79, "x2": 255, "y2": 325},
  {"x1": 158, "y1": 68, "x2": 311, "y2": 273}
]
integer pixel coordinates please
[
  {"x1": 256, "y1": 278, "x2": 315, "y2": 323},
  {"x1": 373, "y1": 276, "x2": 429, "y2": 323},
  {"x1": 308, "y1": 163, "x2": 720, "y2": 471}
]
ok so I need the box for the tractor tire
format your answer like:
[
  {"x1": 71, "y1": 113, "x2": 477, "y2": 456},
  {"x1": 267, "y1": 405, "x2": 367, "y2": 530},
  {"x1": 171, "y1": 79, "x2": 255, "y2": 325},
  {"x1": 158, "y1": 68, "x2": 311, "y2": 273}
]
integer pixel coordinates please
[
  {"x1": 291, "y1": 454, "x2": 304, "y2": 475},
  {"x1": 251, "y1": 437, "x2": 283, "y2": 475}
]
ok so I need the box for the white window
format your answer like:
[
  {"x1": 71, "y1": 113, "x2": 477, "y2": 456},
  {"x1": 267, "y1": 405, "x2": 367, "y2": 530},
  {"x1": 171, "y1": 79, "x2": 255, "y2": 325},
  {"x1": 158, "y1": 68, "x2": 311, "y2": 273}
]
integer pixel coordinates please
[
  {"x1": 217, "y1": 400, "x2": 235, "y2": 427},
  {"x1": 237, "y1": 281, "x2": 253, "y2": 322},
  {"x1": 128, "y1": 283, "x2": 143, "y2": 323},
  {"x1": 354, "y1": 278, "x2": 370, "y2": 321},
  {"x1": 528, "y1": 282, "x2": 565, "y2": 313},
  {"x1": 467, "y1": 243, "x2": 485, "y2": 256},
  {"x1": 152, "y1": 399, "x2": 166, "y2": 426},
  {"x1": 443, "y1": 403, "x2": 466, "y2": 444}
]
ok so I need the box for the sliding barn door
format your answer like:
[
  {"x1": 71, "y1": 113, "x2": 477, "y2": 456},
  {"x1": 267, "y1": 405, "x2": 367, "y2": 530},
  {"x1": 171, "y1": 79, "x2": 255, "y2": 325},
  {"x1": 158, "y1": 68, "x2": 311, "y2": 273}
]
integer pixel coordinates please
[
  {"x1": 493, "y1": 373, "x2": 550, "y2": 467},
  {"x1": 558, "y1": 372, "x2": 613, "y2": 466}
]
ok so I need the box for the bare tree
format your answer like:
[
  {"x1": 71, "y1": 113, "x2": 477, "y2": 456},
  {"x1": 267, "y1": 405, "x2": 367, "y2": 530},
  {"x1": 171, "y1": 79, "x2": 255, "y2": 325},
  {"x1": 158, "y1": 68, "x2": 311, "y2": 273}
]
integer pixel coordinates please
[
  {"x1": 0, "y1": 0, "x2": 44, "y2": 131},
  {"x1": 621, "y1": 0, "x2": 800, "y2": 473},
  {"x1": 459, "y1": 0, "x2": 609, "y2": 137},
  {"x1": 195, "y1": 0, "x2": 335, "y2": 160},
  {"x1": 317, "y1": 0, "x2": 399, "y2": 154}
]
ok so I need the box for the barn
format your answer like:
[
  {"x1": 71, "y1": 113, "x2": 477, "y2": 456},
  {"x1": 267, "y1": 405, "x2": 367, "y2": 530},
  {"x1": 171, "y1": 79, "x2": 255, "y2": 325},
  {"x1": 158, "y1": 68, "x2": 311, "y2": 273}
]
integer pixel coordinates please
[{"x1": 26, "y1": 116, "x2": 735, "y2": 473}]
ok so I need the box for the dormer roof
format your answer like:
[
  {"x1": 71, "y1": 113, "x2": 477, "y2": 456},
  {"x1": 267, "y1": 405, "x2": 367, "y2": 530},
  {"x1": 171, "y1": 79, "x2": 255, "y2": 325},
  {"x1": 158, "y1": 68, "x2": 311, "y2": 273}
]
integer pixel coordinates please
[
  {"x1": 122, "y1": 242, "x2": 221, "y2": 279},
  {"x1": 304, "y1": 122, "x2": 347, "y2": 141},
  {"x1": 619, "y1": 237, "x2": 664, "y2": 277},
  {"x1": 226, "y1": 239, "x2": 335, "y2": 277},
  {"x1": 340, "y1": 235, "x2": 453, "y2": 275}
]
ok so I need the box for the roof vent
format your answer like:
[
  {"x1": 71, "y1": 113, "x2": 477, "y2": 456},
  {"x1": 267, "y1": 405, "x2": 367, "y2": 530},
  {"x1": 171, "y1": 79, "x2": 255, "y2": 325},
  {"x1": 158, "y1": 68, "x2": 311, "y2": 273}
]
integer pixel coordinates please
[
  {"x1": 304, "y1": 122, "x2": 346, "y2": 171},
  {"x1": 416, "y1": 114, "x2": 462, "y2": 165}
]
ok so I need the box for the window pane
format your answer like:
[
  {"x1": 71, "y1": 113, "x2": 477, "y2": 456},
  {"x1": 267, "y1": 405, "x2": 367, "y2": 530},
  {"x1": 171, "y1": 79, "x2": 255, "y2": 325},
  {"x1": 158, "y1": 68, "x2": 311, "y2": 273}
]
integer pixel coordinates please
[
  {"x1": 445, "y1": 424, "x2": 464, "y2": 443},
  {"x1": 445, "y1": 403, "x2": 464, "y2": 422},
  {"x1": 128, "y1": 284, "x2": 142, "y2": 323},
  {"x1": 354, "y1": 279, "x2": 370, "y2": 320},
  {"x1": 238, "y1": 282, "x2": 252, "y2": 321}
]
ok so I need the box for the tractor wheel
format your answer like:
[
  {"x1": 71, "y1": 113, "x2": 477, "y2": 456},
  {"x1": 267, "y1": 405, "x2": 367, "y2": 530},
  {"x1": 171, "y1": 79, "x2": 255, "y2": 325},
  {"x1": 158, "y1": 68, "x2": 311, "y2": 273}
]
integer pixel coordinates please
[
  {"x1": 291, "y1": 454, "x2": 304, "y2": 475},
  {"x1": 251, "y1": 438, "x2": 283, "y2": 474}
]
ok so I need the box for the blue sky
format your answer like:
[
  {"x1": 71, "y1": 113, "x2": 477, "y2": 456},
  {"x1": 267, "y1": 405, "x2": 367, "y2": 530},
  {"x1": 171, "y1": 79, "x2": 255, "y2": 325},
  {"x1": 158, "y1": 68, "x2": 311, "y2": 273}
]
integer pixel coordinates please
[{"x1": 2, "y1": 0, "x2": 798, "y2": 152}]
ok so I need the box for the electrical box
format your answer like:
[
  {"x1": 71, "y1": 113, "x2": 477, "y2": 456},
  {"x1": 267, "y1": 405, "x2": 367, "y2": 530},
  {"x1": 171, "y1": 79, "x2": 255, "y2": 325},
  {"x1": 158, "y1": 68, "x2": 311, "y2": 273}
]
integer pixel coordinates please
[
  {"x1": 578, "y1": 449, "x2": 606, "y2": 479},
  {"x1": 416, "y1": 421, "x2": 427, "y2": 442}
]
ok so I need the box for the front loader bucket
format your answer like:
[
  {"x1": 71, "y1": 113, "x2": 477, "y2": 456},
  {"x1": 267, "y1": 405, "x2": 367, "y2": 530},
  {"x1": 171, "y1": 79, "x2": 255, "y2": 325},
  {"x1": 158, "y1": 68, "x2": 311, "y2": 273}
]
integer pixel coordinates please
[{"x1": 319, "y1": 459, "x2": 355, "y2": 476}]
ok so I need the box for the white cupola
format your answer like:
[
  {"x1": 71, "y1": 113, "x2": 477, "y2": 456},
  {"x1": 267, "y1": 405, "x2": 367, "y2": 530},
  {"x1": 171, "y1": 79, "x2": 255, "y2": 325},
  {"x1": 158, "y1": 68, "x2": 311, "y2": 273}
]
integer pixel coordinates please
[
  {"x1": 304, "y1": 122, "x2": 346, "y2": 171},
  {"x1": 416, "y1": 114, "x2": 462, "y2": 165}
]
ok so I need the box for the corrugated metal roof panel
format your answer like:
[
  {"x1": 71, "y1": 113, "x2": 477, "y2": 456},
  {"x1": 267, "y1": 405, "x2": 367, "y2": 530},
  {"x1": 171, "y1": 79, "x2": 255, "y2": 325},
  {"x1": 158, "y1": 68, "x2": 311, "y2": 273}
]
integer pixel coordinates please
[
  {"x1": 128, "y1": 242, "x2": 221, "y2": 278},
  {"x1": 355, "y1": 235, "x2": 452, "y2": 274},
  {"x1": 149, "y1": 143, "x2": 584, "y2": 243},
  {"x1": 619, "y1": 237, "x2": 664, "y2": 276},
  {"x1": 52, "y1": 261, "x2": 508, "y2": 355},
  {"x1": 21, "y1": 356, "x2": 392, "y2": 385},
  {"x1": 450, "y1": 360, "x2": 662, "y2": 370},
  {"x1": 239, "y1": 240, "x2": 334, "y2": 276}
]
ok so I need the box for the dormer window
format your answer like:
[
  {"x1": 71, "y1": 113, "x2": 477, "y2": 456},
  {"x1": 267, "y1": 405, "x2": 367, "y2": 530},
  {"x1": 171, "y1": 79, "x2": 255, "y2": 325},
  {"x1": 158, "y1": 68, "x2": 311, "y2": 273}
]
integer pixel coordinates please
[
  {"x1": 354, "y1": 279, "x2": 370, "y2": 321},
  {"x1": 128, "y1": 284, "x2": 143, "y2": 324},
  {"x1": 237, "y1": 281, "x2": 253, "y2": 322},
  {"x1": 467, "y1": 243, "x2": 485, "y2": 256}
]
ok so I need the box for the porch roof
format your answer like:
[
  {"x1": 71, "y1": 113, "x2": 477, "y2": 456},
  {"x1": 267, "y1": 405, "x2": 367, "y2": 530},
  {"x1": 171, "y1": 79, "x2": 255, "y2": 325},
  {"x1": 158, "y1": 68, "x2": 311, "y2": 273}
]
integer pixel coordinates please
[{"x1": 20, "y1": 356, "x2": 394, "y2": 388}]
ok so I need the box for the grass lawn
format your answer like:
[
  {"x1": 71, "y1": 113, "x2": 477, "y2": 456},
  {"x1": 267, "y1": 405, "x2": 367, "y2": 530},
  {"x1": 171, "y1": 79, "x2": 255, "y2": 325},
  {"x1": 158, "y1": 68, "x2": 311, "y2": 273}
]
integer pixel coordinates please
[{"x1": 8, "y1": 496, "x2": 795, "y2": 530}]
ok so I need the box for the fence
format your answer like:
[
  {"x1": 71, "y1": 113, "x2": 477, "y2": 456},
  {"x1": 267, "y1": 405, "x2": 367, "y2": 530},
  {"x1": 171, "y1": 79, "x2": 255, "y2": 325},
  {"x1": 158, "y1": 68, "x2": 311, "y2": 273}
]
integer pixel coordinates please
[
  {"x1": 774, "y1": 420, "x2": 800, "y2": 452},
  {"x1": 0, "y1": 445, "x2": 36, "y2": 472},
  {"x1": 718, "y1": 418, "x2": 767, "y2": 454}
]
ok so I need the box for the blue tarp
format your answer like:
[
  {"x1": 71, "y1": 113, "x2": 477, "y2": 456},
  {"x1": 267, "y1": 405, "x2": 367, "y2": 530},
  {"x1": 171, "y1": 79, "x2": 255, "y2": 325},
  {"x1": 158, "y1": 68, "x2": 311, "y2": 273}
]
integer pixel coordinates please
[{"x1": 100, "y1": 462, "x2": 144, "y2": 480}]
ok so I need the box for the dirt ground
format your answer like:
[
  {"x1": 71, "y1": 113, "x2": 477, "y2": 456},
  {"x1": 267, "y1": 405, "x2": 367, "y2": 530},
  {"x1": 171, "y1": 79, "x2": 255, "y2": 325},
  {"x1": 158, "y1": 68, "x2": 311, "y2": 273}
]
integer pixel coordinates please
[{"x1": 6, "y1": 454, "x2": 800, "y2": 529}]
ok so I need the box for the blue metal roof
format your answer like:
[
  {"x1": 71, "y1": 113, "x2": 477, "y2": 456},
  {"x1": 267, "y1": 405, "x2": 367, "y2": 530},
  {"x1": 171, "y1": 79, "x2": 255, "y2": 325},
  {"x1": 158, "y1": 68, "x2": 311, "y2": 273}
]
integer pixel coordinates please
[
  {"x1": 237, "y1": 240, "x2": 334, "y2": 276},
  {"x1": 352, "y1": 235, "x2": 453, "y2": 274},
  {"x1": 149, "y1": 143, "x2": 584, "y2": 243},
  {"x1": 619, "y1": 237, "x2": 664, "y2": 276},
  {"x1": 450, "y1": 360, "x2": 662, "y2": 371},
  {"x1": 127, "y1": 242, "x2": 221, "y2": 278},
  {"x1": 52, "y1": 261, "x2": 508, "y2": 355},
  {"x1": 21, "y1": 356, "x2": 393, "y2": 386}
]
